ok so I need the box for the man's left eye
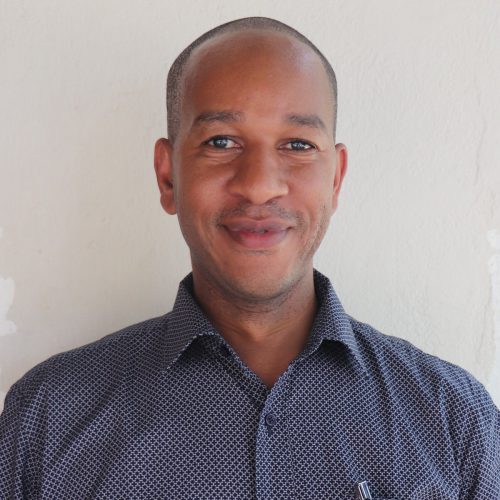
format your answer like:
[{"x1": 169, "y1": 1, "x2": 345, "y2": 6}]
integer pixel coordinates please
[
  {"x1": 205, "y1": 136, "x2": 238, "y2": 149},
  {"x1": 283, "y1": 140, "x2": 314, "y2": 151}
]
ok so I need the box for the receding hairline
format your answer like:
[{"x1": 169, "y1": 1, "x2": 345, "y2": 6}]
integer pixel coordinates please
[
  {"x1": 166, "y1": 17, "x2": 338, "y2": 142},
  {"x1": 184, "y1": 28, "x2": 322, "y2": 73}
]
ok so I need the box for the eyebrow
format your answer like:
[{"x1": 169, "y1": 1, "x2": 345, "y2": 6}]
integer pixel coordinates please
[
  {"x1": 285, "y1": 113, "x2": 327, "y2": 132},
  {"x1": 193, "y1": 110, "x2": 243, "y2": 127},
  {"x1": 192, "y1": 110, "x2": 327, "y2": 133}
]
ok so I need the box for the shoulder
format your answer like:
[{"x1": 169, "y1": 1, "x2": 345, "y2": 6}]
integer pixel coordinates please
[
  {"x1": 10, "y1": 313, "x2": 172, "y2": 406},
  {"x1": 348, "y1": 316, "x2": 498, "y2": 425},
  {"x1": 351, "y1": 317, "x2": 484, "y2": 388},
  {"x1": 0, "y1": 315, "x2": 174, "y2": 496},
  {"x1": 345, "y1": 318, "x2": 500, "y2": 495}
]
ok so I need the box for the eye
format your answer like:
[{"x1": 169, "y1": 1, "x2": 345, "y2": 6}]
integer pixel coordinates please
[
  {"x1": 283, "y1": 140, "x2": 315, "y2": 151},
  {"x1": 204, "y1": 136, "x2": 239, "y2": 149}
]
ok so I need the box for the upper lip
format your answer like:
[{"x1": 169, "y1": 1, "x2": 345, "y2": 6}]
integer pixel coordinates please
[{"x1": 221, "y1": 218, "x2": 293, "y2": 233}]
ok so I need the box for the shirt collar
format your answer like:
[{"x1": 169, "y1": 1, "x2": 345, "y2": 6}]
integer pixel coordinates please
[
  {"x1": 309, "y1": 269, "x2": 367, "y2": 374},
  {"x1": 162, "y1": 273, "x2": 219, "y2": 368},
  {"x1": 162, "y1": 270, "x2": 367, "y2": 374}
]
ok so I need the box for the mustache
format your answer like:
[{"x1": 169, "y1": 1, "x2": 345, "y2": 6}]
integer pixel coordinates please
[{"x1": 213, "y1": 201, "x2": 303, "y2": 225}]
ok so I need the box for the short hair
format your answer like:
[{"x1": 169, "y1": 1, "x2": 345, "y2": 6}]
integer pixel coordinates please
[{"x1": 166, "y1": 17, "x2": 338, "y2": 142}]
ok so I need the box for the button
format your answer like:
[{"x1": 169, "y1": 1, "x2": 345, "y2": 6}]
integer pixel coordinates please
[{"x1": 265, "y1": 413, "x2": 277, "y2": 427}]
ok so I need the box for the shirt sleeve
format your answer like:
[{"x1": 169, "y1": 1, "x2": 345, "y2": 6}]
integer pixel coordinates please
[
  {"x1": 458, "y1": 385, "x2": 500, "y2": 499},
  {"x1": 0, "y1": 376, "x2": 47, "y2": 500}
]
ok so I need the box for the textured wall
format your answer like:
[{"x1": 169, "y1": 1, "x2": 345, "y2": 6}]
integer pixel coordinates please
[{"x1": 1, "y1": 0, "x2": 499, "y2": 411}]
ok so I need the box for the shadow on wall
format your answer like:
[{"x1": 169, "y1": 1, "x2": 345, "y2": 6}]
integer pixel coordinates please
[
  {"x1": 0, "y1": 228, "x2": 17, "y2": 337},
  {"x1": 0, "y1": 226, "x2": 18, "y2": 412},
  {"x1": 487, "y1": 229, "x2": 500, "y2": 406}
]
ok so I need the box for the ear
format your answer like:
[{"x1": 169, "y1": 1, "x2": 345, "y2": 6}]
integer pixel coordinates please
[
  {"x1": 332, "y1": 143, "x2": 348, "y2": 212},
  {"x1": 154, "y1": 138, "x2": 177, "y2": 215}
]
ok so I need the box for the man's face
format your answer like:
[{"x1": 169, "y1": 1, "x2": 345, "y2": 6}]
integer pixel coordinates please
[{"x1": 155, "y1": 31, "x2": 347, "y2": 302}]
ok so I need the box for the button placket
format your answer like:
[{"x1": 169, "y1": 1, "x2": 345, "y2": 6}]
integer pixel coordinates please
[{"x1": 255, "y1": 370, "x2": 294, "y2": 499}]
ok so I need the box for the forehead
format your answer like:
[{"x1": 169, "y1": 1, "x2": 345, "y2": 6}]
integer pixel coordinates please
[
  {"x1": 188, "y1": 29, "x2": 320, "y2": 68},
  {"x1": 179, "y1": 30, "x2": 333, "y2": 134}
]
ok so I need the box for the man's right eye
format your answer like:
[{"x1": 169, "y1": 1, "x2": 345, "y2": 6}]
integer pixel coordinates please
[{"x1": 204, "y1": 136, "x2": 238, "y2": 149}]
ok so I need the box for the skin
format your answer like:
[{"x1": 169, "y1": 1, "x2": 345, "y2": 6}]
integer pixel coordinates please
[{"x1": 154, "y1": 30, "x2": 348, "y2": 387}]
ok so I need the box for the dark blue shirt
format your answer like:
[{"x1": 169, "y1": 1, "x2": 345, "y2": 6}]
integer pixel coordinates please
[{"x1": 1, "y1": 271, "x2": 499, "y2": 499}]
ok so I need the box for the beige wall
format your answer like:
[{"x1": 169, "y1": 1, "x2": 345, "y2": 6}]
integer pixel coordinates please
[{"x1": 1, "y1": 0, "x2": 499, "y2": 410}]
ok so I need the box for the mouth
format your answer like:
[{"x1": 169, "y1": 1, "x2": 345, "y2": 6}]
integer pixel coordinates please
[{"x1": 221, "y1": 219, "x2": 291, "y2": 249}]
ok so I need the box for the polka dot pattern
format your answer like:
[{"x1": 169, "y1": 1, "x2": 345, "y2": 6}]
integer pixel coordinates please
[{"x1": 1, "y1": 270, "x2": 499, "y2": 499}]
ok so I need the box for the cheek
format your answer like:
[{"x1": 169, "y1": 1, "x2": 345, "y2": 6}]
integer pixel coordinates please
[
  {"x1": 291, "y1": 172, "x2": 335, "y2": 215},
  {"x1": 292, "y1": 158, "x2": 335, "y2": 189},
  {"x1": 175, "y1": 182, "x2": 220, "y2": 241},
  {"x1": 177, "y1": 164, "x2": 229, "y2": 203},
  {"x1": 307, "y1": 203, "x2": 333, "y2": 255}
]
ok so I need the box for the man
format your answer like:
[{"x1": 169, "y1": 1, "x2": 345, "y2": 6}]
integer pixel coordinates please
[{"x1": 0, "y1": 16, "x2": 498, "y2": 500}]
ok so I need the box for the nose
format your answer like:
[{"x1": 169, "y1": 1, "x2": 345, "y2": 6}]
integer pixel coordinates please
[{"x1": 227, "y1": 146, "x2": 288, "y2": 205}]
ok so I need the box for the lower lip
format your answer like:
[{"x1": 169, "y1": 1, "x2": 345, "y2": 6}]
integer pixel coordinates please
[{"x1": 223, "y1": 227, "x2": 289, "y2": 249}]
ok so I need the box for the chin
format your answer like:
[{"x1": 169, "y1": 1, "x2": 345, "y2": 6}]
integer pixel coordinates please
[{"x1": 219, "y1": 264, "x2": 306, "y2": 304}]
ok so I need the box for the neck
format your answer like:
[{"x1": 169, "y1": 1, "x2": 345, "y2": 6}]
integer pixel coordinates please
[{"x1": 192, "y1": 268, "x2": 318, "y2": 388}]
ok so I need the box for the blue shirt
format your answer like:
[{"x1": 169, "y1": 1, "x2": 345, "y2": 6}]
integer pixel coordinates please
[{"x1": 1, "y1": 271, "x2": 499, "y2": 499}]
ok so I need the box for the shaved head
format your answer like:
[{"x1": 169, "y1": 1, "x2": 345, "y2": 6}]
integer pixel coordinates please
[{"x1": 166, "y1": 17, "x2": 338, "y2": 143}]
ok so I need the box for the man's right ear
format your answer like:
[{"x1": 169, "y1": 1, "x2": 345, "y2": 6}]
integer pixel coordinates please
[{"x1": 154, "y1": 138, "x2": 177, "y2": 215}]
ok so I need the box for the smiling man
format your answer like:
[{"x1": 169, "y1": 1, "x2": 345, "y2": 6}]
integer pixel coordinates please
[
  {"x1": 154, "y1": 25, "x2": 346, "y2": 389},
  {"x1": 1, "y1": 17, "x2": 499, "y2": 500}
]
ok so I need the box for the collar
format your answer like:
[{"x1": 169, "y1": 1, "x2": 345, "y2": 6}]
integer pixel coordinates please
[
  {"x1": 309, "y1": 269, "x2": 367, "y2": 374},
  {"x1": 162, "y1": 270, "x2": 367, "y2": 374},
  {"x1": 162, "y1": 273, "x2": 219, "y2": 368}
]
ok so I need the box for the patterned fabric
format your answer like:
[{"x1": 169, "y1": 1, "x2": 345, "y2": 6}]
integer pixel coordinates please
[{"x1": 0, "y1": 270, "x2": 499, "y2": 499}]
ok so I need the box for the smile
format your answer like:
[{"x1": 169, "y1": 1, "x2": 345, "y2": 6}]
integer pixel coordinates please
[{"x1": 221, "y1": 219, "x2": 291, "y2": 249}]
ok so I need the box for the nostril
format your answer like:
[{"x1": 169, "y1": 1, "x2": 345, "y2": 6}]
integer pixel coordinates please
[{"x1": 227, "y1": 165, "x2": 288, "y2": 205}]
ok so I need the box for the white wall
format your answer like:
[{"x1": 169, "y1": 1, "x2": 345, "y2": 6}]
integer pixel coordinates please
[{"x1": 1, "y1": 0, "x2": 499, "y2": 411}]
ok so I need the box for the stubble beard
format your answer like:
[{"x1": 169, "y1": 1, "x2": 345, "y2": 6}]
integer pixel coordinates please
[{"x1": 190, "y1": 202, "x2": 332, "y2": 312}]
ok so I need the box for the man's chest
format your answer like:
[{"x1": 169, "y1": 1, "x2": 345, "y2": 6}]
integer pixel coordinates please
[{"x1": 38, "y1": 357, "x2": 460, "y2": 499}]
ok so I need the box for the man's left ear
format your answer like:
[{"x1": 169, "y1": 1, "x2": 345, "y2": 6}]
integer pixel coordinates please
[
  {"x1": 154, "y1": 138, "x2": 177, "y2": 215},
  {"x1": 332, "y1": 143, "x2": 348, "y2": 212}
]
